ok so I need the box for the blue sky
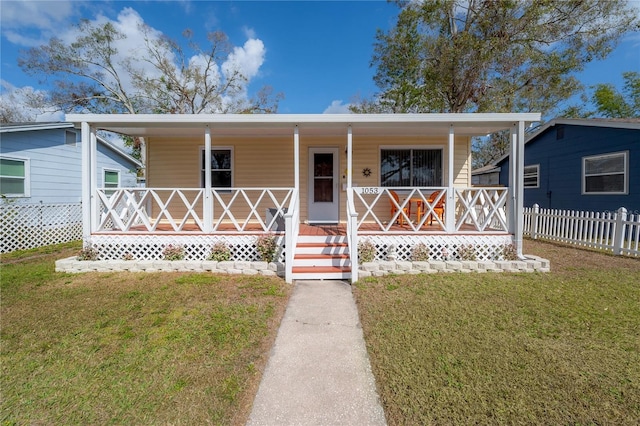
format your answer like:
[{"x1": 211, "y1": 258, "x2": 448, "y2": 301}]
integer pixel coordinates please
[{"x1": 1, "y1": 0, "x2": 639, "y2": 118}]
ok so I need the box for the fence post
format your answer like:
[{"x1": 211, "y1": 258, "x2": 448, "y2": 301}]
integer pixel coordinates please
[
  {"x1": 531, "y1": 203, "x2": 540, "y2": 240},
  {"x1": 613, "y1": 207, "x2": 627, "y2": 255}
]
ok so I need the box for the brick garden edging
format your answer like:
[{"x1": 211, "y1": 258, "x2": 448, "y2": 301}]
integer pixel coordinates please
[
  {"x1": 56, "y1": 255, "x2": 550, "y2": 278},
  {"x1": 55, "y1": 257, "x2": 285, "y2": 277},
  {"x1": 358, "y1": 255, "x2": 550, "y2": 278}
]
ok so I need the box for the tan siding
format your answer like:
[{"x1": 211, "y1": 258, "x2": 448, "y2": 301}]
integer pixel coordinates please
[{"x1": 146, "y1": 133, "x2": 472, "y2": 224}]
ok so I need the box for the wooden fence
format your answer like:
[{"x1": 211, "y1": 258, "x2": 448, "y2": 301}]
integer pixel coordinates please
[{"x1": 523, "y1": 204, "x2": 639, "y2": 257}]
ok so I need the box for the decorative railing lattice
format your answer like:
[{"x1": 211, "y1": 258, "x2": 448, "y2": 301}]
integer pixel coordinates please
[
  {"x1": 1, "y1": 202, "x2": 82, "y2": 253},
  {"x1": 96, "y1": 187, "x2": 294, "y2": 233}
]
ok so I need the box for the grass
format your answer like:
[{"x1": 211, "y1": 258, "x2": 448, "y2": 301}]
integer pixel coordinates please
[
  {"x1": 1, "y1": 243, "x2": 291, "y2": 425},
  {"x1": 354, "y1": 239, "x2": 640, "y2": 425}
]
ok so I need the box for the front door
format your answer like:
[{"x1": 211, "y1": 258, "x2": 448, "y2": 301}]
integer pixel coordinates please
[{"x1": 308, "y1": 148, "x2": 339, "y2": 223}]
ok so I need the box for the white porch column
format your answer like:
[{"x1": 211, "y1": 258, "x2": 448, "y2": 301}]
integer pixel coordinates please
[
  {"x1": 81, "y1": 122, "x2": 91, "y2": 247},
  {"x1": 90, "y1": 126, "x2": 98, "y2": 233},
  {"x1": 507, "y1": 124, "x2": 518, "y2": 237},
  {"x1": 347, "y1": 125, "x2": 353, "y2": 189},
  {"x1": 514, "y1": 120, "x2": 526, "y2": 257},
  {"x1": 204, "y1": 126, "x2": 213, "y2": 233},
  {"x1": 445, "y1": 125, "x2": 455, "y2": 233},
  {"x1": 294, "y1": 125, "x2": 300, "y2": 192}
]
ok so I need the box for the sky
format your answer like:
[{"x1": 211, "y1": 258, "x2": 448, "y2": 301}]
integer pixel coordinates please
[{"x1": 1, "y1": 0, "x2": 639, "y2": 121}]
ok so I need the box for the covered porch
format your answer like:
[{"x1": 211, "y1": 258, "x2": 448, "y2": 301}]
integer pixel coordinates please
[{"x1": 67, "y1": 113, "x2": 540, "y2": 282}]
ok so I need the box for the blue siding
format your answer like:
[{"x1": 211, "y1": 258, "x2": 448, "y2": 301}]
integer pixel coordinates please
[
  {"x1": 499, "y1": 123, "x2": 640, "y2": 214},
  {"x1": 1, "y1": 126, "x2": 139, "y2": 204}
]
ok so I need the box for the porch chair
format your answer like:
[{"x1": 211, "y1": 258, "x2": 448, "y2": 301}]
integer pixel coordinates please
[
  {"x1": 416, "y1": 190, "x2": 445, "y2": 225},
  {"x1": 389, "y1": 190, "x2": 410, "y2": 225}
]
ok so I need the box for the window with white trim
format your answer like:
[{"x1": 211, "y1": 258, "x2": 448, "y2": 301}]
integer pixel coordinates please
[
  {"x1": 201, "y1": 148, "x2": 233, "y2": 188},
  {"x1": 0, "y1": 157, "x2": 29, "y2": 197},
  {"x1": 380, "y1": 148, "x2": 442, "y2": 187},
  {"x1": 583, "y1": 151, "x2": 628, "y2": 194},
  {"x1": 524, "y1": 164, "x2": 539, "y2": 188},
  {"x1": 103, "y1": 169, "x2": 120, "y2": 196}
]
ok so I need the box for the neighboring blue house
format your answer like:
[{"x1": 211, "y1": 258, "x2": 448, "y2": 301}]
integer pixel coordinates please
[
  {"x1": 493, "y1": 118, "x2": 639, "y2": 214},
  {"x1": 0, "y1": 122, "x2": 141, "y2": 203}
]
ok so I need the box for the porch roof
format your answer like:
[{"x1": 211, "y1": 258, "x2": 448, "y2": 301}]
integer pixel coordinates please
[{"x1": 65, "y1": 113, "x2": 541, "y2": 138}]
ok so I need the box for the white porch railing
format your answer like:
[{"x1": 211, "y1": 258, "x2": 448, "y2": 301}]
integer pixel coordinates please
[
  {"x1": 350, "y1": 187, "x2": 509, "y2": 233},
  {"x1": 284, "y1": 191, "x2": 300, "y2": 283},
  {"x1": 524, "y1": 204, "x2": 639, "y2": 257},
  {"x1": 96, "y1": 187, "x2": 294, "y2": 233},
  {"x1": 346, "y1": 189, "x2": 359, "y2": 282}
]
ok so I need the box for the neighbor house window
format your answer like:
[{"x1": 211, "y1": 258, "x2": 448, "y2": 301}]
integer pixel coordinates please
[
  {"x1": 524, "y1": 164, "x2": 539, "y2": 188},
  {"x1": 103, "y1": 169, "x2": 120, "y2": 196},
  {"x1": 380, "y1": 148, "x2": 442, "y2": 187},
  {"x1": 583, "y1": 151, "x2": 628, "y2": 194},
  {"x1": 65, "y1": 130, "x2": 77, "y2": 146},
  {"x1": 201, "y1": 148, "x2": 233, "y2": 188},
  {"x1": 0, "y1": 157, "x2": 29, "y2": 197}
]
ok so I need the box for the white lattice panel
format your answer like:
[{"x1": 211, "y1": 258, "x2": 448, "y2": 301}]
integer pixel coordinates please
[
  {"x1": 1, "y1": 202, "x2": 82, "y2": 253},
  {"x1": 360, "y1": 234, "x2": 513, "y2": 261},
  {"x1": 89, "y1": 234, "x2": 286, "y2": 262}
]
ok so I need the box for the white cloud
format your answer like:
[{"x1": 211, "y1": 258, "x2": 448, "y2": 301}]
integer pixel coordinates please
[
  {"x1": 0, "y1": 79, "x2": 63, "y2": 122},
  {"x1": 323, "y1": 100, "x2": 352, "y2": 114},
  {"x1": 223, "y1": 38, "x2": 266, "y2": 81},
  {"x1": 0, "y1": 0, "x2": 77, "y2": 31}
]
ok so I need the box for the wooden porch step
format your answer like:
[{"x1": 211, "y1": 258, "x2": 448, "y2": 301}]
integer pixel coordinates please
[{"x1": 291, "y1": 265, "x2": 352, "y2": 280}]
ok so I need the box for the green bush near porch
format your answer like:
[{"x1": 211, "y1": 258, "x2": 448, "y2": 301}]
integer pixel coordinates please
[
  {"x1": 354, "y1": 239, "x2": 640, "y2": 425},
  {"x1": 1, "y1": 243, "x2": 291, "y2": 425}
]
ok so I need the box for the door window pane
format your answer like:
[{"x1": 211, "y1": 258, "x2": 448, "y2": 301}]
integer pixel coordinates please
[{"x1": 313, "y1": 153, "x2": 333, "y2": 202}]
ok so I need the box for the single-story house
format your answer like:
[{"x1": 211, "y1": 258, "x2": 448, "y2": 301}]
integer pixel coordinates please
[
  {"x1": 66, "y1": 113, "x2": 540, "y2": 282},
  {"x1": 0, "y1": 122, "x2": 141, "y2": 204},
  {"x1": 494, "y1": 118, "x2": 639, "y2": 214}
]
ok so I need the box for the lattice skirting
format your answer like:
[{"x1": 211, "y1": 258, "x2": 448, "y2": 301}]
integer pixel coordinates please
[
  {"x1": 360, "y1": 234, "x2": 515, "y2": 261},
  {"x1": 1, "y1": 203, "x2": 82, "y2": 253},
  {"x1": 88, "y1": 234, "x2": 285, "y2": 262}
]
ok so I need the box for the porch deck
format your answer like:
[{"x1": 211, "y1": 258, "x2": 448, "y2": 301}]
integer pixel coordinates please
[{"x1": 93, "y1": 222, "x2": 506, "y2": 236}]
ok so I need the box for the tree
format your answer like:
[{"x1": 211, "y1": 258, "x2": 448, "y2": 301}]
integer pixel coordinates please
[
  {"x1": 19, "y1": 20, "x2": 282, "y2": 116},
  {"x1": 356, "y1": 0, "x2": 638, "y2": 166},
  {"x1": 562, "y1": 72, "x2": 640, "y2": 119},
  {"x1": 591, "y1": 71, "x2": 640, "y2": 118},
  {"x1": 359, "y1": 0, "x2": 637, "y2": 116}
]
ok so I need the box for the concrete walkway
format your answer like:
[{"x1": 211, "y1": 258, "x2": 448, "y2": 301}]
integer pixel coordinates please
[{"x1": 246, "y1": 280, "x2": 387, "y2": 426}]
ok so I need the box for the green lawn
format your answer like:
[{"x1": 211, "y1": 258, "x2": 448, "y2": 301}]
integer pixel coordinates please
[
  {"x1": 1, "y1": 243, "x2": 291, "y2": 425},
  {"x1": 354, "y1": 239, "x2": 640, "y2": 425}
]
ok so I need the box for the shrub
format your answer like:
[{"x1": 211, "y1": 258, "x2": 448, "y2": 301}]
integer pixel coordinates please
[
  {"x1": 410, "y1": 243, "x2": 430, "y2": 261},
  {"x1": 457, "y1": 244, "x2": 477, "y2": 261},
  {"x1": 501, "y1": 243, "x2": 518, "y2": 260},
  {"x1": 208, "y1": 241, "x2": 231, "y2": 261},
  {"x1": 162, "y1": 244, "x2": 185, "y2": 261},
  {"x1": 256, "y1": 234, "x2": 278, "y2": 263},
  {"x1": 77, "y1": 246, "x2": 99, "y2": 261},
  {"x1": 122, "y1": 253, "x2": 134, "y2": 261},
  {"x1": 358, "y1": 239, "x2": 376, "y2": 263}
]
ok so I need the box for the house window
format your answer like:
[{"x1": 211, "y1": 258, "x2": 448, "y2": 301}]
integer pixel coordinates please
[
  {"x1": 524, "y1": 164, "x2": 539, "y2": 188},
  {"x1": 103, "y1": 169, "x2": 120, "y2": 195},
  {"x1": 65, "y1": 130, "x2": 77, "y2": 146},
  {"x1": 380, "y1": 148, "x2": 442, "y2": 187},
  {"x1": 0, "y1": 157, "x2": 29, "y2": 197},
  {"x1": 583, "y1": 151, "x2": 628, "y2": 194},
  {"x1": 201, "y1": 148, "x2": 233, "y2": 188}
]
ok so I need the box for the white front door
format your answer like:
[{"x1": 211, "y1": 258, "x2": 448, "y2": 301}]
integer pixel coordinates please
[{"x1": 308, "y1": 148, "x2": 339, "y2": 223}]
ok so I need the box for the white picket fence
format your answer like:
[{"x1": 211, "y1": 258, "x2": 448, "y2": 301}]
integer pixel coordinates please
[
  {"x1": 0, "y1": 202, "x2": 82, "y2": 253},
  {"x1": 523, "y1": 204, "x2": 640, "y2": 257}
]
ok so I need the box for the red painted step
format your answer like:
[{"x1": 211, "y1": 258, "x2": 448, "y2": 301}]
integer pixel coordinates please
[{"x1": 292, "y1": 266, "x2": 352, "y2": 274}]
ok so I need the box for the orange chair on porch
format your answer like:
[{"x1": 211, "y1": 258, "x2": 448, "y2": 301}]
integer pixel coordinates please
[
  {"x1": 416, "y1": 190, "x2": 445, "y2": 225},
  {"x1": 389, "y1": 190, "x2": 410, "y2": 225}
]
